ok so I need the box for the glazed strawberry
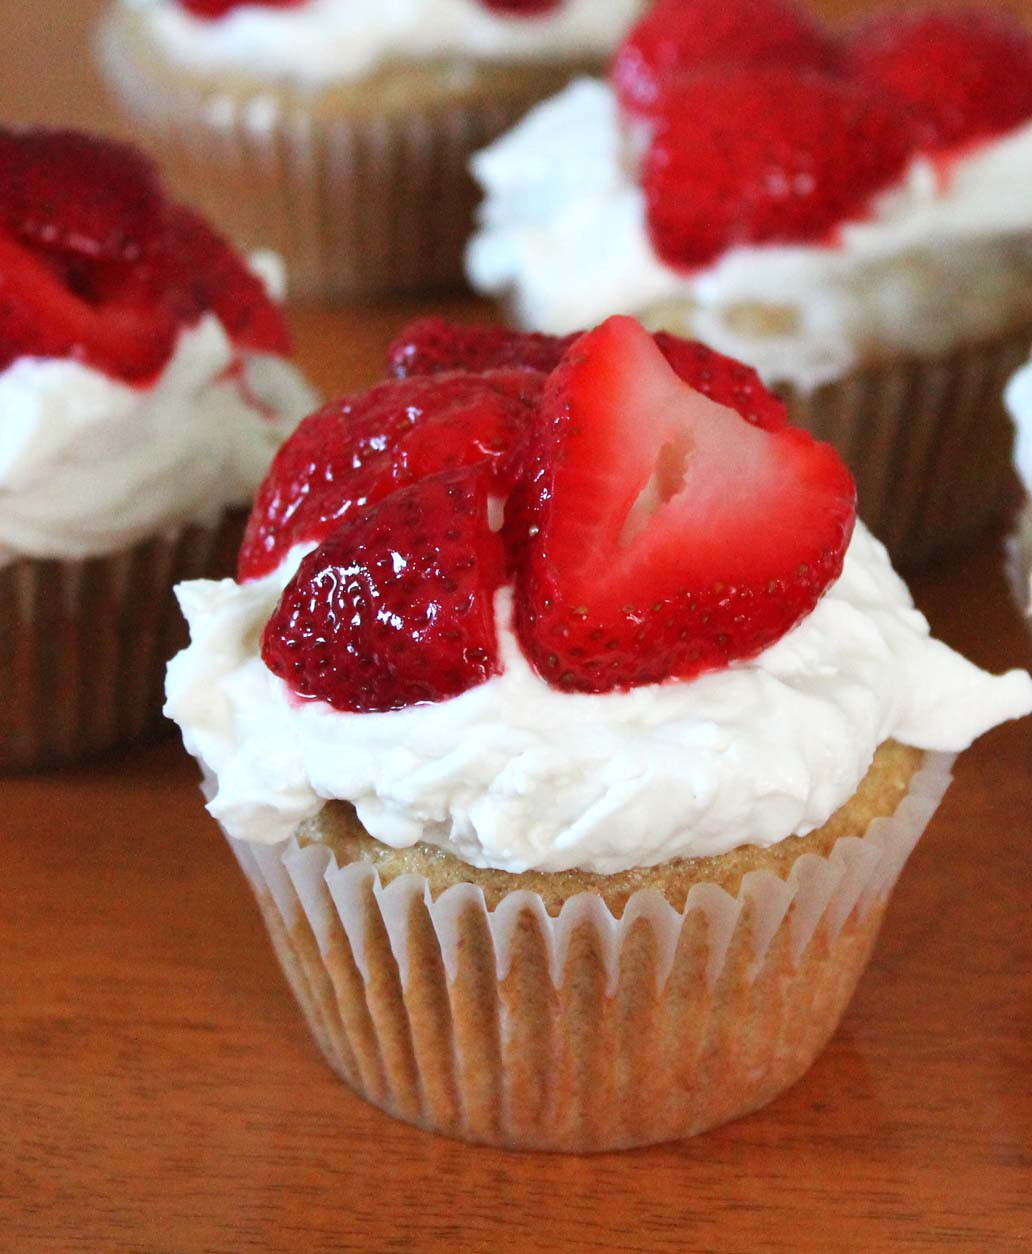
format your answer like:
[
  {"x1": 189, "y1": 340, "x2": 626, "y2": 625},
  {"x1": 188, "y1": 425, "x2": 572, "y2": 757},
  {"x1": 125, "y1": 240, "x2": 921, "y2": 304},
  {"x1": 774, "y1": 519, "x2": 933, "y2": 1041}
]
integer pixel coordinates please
[
  {"x1": 0, "y1": 129, "x2": 161, "y2": 262},
  {"x1": 613, "y1": 0, "x2": 838, "y2": 117},
  {"x1": 387, "y1": 318, "x2": 789, "y2": 430},
  {"x1": 643, "y1": 69, "x2": 918, "y2": 270},
  {"x1": 178, "y1": 0, "x2": 306, "y2": 19},
  {"x1": 151, "y1": 205, "x2": 289, "y2": 356},
  {"x1": 239, "y1": 370, "x2": 541, "y2": 580},
  {"x1": 261, "y1": 469, "x2": 504, "y2": 712},
  {"x1": 388, "y1": 318, "x2": 577, "y2": 379},
  {"x1": 0, "y1": 230, "x2": 175, "y2": 379},
  {"x1": 0, "y1": 127, "x2": 290, "y2": 380},
  {"x1": 510, "y1": 316, "x2": 856, "y2": 692},
  {"x1": 652, "y1": 333, "x2": 787, "y2": 431},
  {"x1": 847, "y1": 8, "x2": 1032, "y2": 151}
]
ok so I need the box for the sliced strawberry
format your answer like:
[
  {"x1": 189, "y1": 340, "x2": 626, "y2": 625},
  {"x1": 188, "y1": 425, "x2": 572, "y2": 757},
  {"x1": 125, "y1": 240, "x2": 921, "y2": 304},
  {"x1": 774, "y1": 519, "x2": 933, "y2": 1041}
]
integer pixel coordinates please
[
  {"x1": 0, "y1": 127, "x2": 290, "y2": 380},
  {"x1": 178, "y1": 0, "x2": 307, "y2": 19},
  {"x1": 0, "y1": 129, "x2": 161, "y2": 263},
  {"x1": 239, "y1": 370, "x2": 542, "y2": 581},
  {"x1": 144, "y1": 205, "x2": 290, "y2": 356},
  {"x1": 613, "y1": 0, "x2": 839, "y2": 118},
  {"x1": 387, "y1": 319, "x2": 788, "y2": 430},
  {"x1": 261, "y1": 468, "x2": 504, "y2": 712},
  {"x1": 510, "y1": 316, "x2": 856, "y2": 692},
  {"x1": 387, "y1": 318, "x2": 577, "y2": 379},
  {"x1": 643, "y1": 68, "x2": 919, "y2": 270},
  {"x1": 0, "y1": 229, "x2": 175, "y2": 380},
  {"x1": 847, "y1": 8, "x2": 1032, "y2": 151}
]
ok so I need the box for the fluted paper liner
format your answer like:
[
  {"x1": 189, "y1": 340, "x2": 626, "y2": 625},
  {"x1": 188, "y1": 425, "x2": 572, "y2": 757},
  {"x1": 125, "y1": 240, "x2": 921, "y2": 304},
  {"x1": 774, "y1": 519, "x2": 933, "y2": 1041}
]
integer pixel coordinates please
[
  {"x1": 229, "y1": 752, "x2": 954, "y2": 1152},
  {"x1": 98, "y1": 12, "x2": 584, "y2": 298},
  {"x1": 779, "y1": 332, "x2": 1030, "y2": 569},
  {"x1": 0, "y1": 512, "x2": 243, "y2": 772}
]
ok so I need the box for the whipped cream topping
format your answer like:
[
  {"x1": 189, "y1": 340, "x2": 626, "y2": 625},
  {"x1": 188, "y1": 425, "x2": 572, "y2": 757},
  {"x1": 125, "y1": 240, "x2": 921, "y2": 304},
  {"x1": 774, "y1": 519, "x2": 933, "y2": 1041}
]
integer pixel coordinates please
[
  {"x1": 467, "y1": 79, "x2": 1032, "y2": 392},
  {"x1": 166, "y1": 523, "x2": 1032, "y2": 873},
  {"x1": 1006, "y1": 356, "x2": 1032, "y2": 499},
  {"x1": 0, "y1": 315, "x2": 316, "y2": 566},
  {"x1": 1005, "y1": 356, "x2": 1032, "y2": 612},
  {"x1": 122, "y1": 0, "x2": 644, "y2": 85}
]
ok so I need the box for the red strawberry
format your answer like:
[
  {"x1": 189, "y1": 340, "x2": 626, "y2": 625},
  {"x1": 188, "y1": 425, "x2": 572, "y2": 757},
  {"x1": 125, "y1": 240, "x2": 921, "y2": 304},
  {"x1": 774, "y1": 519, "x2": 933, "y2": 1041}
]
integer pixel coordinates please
[
  {"x1": 387, "y1": 317, "x2": 577, "y2": 379},
  {"x1": 643, "y1": 69, "x2": 919, "y2": 270},
  {"x1": 0, "y1": 229, "x2": 176, "y2": 380},
  {"x1": 239, "y1": 370, "x2": 542, "y2": 580},
  {"x1": 477, "y1": 0, "x2": 561, "y2": 12},
  {"x1": 148, "y1": 204, "x2": 289, "y2": 356},
  {"x1": 0, "y1": 127, "x2": 290, "y2": 380},
  {"x1": 510, "y1": 316, "x2": 856, "y2": 693},
  {"x1": 613, "y1": 0, "x2": 838, "y2": 117},
  {"x1": 178, "y1": 0, "x2": 306, "y2": 19},
  {"x1": 0, "y1": 129, "x2": 161, "y2": 263},
  {"x1": 387, "y1": 318, "x2": 789, "y2": 430},
  {"x1": 261, "y1": 469, "x2": 504, "y2": 712},
  {"x1": 847, "y1": 8, "x2": 1032, "y2": 151}
]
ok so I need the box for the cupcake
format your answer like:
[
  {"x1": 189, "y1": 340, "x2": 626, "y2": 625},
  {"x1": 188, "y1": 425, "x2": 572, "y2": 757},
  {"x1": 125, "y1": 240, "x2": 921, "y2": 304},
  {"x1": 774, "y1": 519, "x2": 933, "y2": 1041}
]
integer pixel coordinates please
[
  {"x1": 165, "y1": 316, "x2": 1032, "y2": 1151},
  {"x1": 1004, "y1": 355, "x2": 1032, "y2": 619},
  {"x1": 96, "y1": 0, "x2": 645, "y2": 298},
  {"x1": 467, "y1": 1, "x2": 1032, "y2": 567},
  {"x1": 0, "y1": 127, "x2": 316, "y2": 772}
]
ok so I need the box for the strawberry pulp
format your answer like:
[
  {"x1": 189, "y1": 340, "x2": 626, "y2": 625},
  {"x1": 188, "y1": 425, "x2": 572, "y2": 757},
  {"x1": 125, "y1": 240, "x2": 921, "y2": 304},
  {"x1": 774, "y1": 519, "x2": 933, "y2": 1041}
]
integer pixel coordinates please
[{"x1": 257, "y1": 317, "x2": 856, "y2": 711}]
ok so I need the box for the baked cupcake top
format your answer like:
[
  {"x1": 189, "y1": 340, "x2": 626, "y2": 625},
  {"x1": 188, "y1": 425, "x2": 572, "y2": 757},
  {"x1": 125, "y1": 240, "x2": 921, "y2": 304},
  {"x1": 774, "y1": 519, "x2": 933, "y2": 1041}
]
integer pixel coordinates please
[
  {"x1": 0, "y1": 128, "x2": 316, "y2": 565},
  {"x1": 165, "y1": 317, "x2": 1032, "y2": 873},
  {"x1": 468, "y1": 2, "x2": 1032, "y2": 391},
  {"x1": 117, "y1": 0, "x2": 646, "y2": 84}
]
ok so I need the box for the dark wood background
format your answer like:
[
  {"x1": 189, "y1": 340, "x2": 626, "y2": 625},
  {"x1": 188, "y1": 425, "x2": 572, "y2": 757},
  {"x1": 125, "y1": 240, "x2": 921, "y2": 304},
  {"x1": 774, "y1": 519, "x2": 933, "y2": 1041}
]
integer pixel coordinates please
[{"x1": 3, "y1": 2, "x2": 1031, "y2": 1249}]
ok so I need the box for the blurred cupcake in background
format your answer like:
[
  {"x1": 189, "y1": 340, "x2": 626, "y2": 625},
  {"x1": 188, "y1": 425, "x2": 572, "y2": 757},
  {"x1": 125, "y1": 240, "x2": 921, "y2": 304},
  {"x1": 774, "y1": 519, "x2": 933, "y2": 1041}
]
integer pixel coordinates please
[
  {"x1": 468, "y1": 1, "x2": 1032, "y2": 567},
  {"x1": 96, "y1": 0, "x2": 646, "y2": 299},
  {"x1": 1004, "y1": 355, "x2": 1032, "y2": 620},
  {"x1": 0, "y1": 127, "x2": 316, "y2": 772}
]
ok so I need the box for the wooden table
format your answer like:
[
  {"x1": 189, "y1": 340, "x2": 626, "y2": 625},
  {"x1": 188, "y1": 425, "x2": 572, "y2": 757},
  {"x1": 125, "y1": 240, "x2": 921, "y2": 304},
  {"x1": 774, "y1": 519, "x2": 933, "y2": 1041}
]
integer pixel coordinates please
[{"x1": 3, "y1": 3, "x2": 1032, "y2": 1250}]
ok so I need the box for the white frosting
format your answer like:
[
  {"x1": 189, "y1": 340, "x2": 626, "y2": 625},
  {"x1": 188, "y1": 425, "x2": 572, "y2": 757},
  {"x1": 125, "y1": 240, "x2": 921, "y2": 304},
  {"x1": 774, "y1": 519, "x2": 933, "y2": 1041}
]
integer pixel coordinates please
[
  {"x1": 0, "y1": 315, "x2": 317, "y2": 565},
  {"x1": 165, "y1": 523, "x2": 1032, "y2": 873},
  {"x1": 1005, "y1": 357, "x2": 1032, "y2": 613},
  {"x1": 1006, "y1": 356, "x2": 1032, "y2": 498},
  {"x1": 467, "y1": 79, "x2": 1032, "y2": 392},
  {"x1": 122, "y1": 0, "x2": 644, "y2": 84}
]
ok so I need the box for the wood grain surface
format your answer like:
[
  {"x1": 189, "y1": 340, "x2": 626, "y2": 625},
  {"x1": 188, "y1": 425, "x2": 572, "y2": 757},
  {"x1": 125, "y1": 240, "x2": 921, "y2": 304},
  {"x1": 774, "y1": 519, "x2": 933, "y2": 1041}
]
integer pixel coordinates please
[{"x1": 3, "y1": 3, "x2": 1032, "y2": 1251}]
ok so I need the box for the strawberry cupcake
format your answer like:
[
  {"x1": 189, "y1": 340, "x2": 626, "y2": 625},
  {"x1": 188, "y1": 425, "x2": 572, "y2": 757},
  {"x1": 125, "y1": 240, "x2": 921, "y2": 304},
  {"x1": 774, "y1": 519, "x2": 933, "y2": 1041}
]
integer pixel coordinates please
[
  {"x1": 165, "y1": 316, "x2": 1032, "y2": 1151},
  {"x1": 1004, "y1": 356, "x2": 1032, "y2": 619},
  {"x1": 96, "y1": 0, "x2": 645, "y2": 298},
  {"x1": 467, "y1": 2, "x2": 1032, "y2": 566},
  {"x1": 0, "y1": 127, "x2": 316, "y2": 772}
]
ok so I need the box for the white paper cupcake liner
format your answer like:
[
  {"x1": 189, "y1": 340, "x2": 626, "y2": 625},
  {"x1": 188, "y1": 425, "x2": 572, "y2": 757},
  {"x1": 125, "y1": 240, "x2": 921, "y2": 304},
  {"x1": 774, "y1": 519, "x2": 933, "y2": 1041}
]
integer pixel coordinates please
[
  {"x1": 228, "y1": 751, "x2": 954, "y2": 1152},
  {"x1": 98, "y1": 12, "x2": 583, "y2": 299},
  {"x1": 783, "y1": 331, "x2": 1031, "y2": 569},
  {"x1": 0, "y1": 513, "x2": 244, "y2": 773}
]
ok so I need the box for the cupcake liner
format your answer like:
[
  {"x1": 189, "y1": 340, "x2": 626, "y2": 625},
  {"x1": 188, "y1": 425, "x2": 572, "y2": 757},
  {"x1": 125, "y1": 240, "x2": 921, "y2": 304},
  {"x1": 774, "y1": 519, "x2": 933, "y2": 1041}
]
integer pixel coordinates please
[
  {"x1": 0, "y1": 513, "x2": 244, "y2": 773},
  {"x1": 98, "y1": 14, "x2": 579, "y2": 299},
  {"x1": 228, "y1": 752, "x2": 954, "y2": 1152},
  {"x1": 782, "y1": 331, "x2": 1031, "y2": 569}
]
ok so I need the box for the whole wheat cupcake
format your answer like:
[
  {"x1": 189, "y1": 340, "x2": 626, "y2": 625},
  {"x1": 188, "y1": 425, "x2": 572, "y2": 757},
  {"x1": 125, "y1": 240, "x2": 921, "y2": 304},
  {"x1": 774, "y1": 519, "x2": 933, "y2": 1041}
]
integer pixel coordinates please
[
  {"x1": 467, "y1": 1, "x2": 1032, "y2": 567},
  {"x1": 166, "y1": 316, "x2": 1032, "y2": 1151},
  {"x1": 96, "y1": 0, "x2": 645, "y2": 298},
  {"x1": 0, "y1": 127, "x2": 316, "y2": 772}
]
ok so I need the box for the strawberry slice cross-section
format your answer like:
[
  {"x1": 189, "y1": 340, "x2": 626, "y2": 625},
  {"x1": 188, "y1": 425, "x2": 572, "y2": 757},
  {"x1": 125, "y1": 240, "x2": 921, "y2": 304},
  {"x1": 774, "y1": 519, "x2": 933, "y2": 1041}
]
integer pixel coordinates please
[{"x1": 510, "y1": 316, "x2": 857, "y2": 692}]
